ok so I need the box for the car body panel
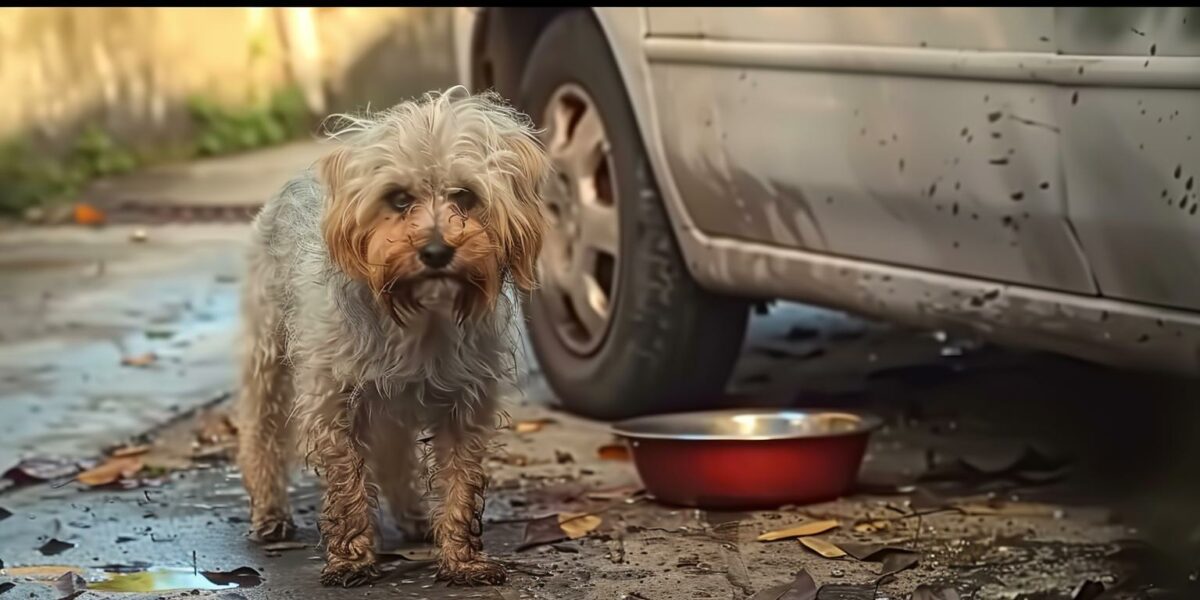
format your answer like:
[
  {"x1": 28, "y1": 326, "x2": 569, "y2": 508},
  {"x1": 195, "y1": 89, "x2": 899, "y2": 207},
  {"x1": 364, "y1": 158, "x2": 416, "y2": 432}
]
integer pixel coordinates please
[{"x1": 454, "y1": 7, "x2": 1200, "y2": 373}]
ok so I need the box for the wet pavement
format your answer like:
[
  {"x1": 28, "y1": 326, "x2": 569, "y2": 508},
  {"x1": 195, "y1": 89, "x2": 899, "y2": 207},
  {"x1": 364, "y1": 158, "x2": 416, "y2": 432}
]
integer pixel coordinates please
[{"x1": 3, "y1": 147, "x2": 1200, "y2": 599}]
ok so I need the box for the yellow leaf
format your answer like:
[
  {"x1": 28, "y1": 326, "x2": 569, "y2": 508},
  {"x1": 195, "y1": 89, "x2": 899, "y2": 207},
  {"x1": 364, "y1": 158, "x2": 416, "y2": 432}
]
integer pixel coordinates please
[
  {"x1": 853, "y1": 520, "x2": 890, "y2": 533},
  {"x1": 120, "y1": 353, "x2": 158, "y2": 368},
  {"x1": 557, "y1": 512, "x2": 602, "y2": 540},
  {"x1": 515, "y1": 418, "x2": 556, "y2": 434},
  {"x1": 77, "y1": 456, "x2": 143, "y2": 487},
  {"x1": 757, "y1": 519, "x2": 840, "y2": 542},
  {"x1": 110, "y1": 445, "x2": 150, "y2": 458},
  {"x1": 799, "y1": 536, "x2": 848, "y2": 558}
]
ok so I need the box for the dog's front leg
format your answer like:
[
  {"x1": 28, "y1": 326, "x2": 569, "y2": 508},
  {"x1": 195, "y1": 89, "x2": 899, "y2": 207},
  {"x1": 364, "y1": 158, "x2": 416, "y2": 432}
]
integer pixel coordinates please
[
  {"x1": 307, "y1": 379, "x2": 379, "y2": 587},
  {"x1": 431, "y1": 403, "x2": 506, "y2": 585}
]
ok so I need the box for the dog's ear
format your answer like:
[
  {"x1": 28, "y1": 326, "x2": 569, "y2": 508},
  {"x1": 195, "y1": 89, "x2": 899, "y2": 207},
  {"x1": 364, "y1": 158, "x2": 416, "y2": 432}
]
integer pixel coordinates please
[
  {"x1": 499, "y1": 128, "x2": 550, "y2": 292},
  {"x1": 318, "y1": 146, "x2": 373, "y2": 282}
]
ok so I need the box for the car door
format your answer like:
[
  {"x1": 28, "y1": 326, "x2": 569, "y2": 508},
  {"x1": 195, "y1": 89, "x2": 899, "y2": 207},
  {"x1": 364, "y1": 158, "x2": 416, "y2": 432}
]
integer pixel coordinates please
[{"x1": 643, "y1": 7, "x2": 1097, "y2": 294}]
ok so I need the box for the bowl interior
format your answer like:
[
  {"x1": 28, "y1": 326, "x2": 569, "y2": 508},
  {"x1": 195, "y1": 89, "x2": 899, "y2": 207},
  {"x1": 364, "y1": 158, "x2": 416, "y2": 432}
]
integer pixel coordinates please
[{"x1": 612, "y1": 409, "x2": 881, "y2": 441}]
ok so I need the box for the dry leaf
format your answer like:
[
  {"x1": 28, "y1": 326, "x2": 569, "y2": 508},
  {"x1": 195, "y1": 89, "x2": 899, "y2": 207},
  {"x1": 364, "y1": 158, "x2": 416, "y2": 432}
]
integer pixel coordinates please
[
  {"x1": 54, "y1": 571, "x2": 87, "y2": 600},
  {"x1": 878, "y1": 550, "x2": 920, "y2": 578},
  {"x1": 379, "y1": 547, "x2": 437, "y2": 562},
  {"x1": 73, "y1": 203, "x2": 106, "y2": 226},
  {"x1": 954, "y1": 501, "x2": 1060, "y2": 518},
  {"x1": 120, "y1": 353, "x2": 158, "y2": 368},
  {"x1": 757, "y1": 519, "x2": 840, "y2": 542},
  {"x1": 749, "y1": 568, "x2": 818, "y2": 600},
  {"x1": 515, "y1": 418, "x2": 556, "y2": 434},
  {"x1": 110, "y1": 445, "x2": 150, "y2": 458},
  {"x1": 912, "y1": 585, "x2": 962, "y2": 600},
  {"x1": 586, "y1": 485, "x2": 643, "y2": 501},
  {"x1": 3, "y1": 457, "x2": 80, "y2": 484},
  {"x1": 597, "y1": 443, "x2": 631, "y2": 461},
  {"x1": 38, "y1": 539, "x2": 76, "y2": 556},
  {"x1": 799, "y1": 536, "x2": 847, "y2": 558},
  {"x1": 558, "y1": 512, "x2": 602, "y2": 540},
  {"x1": 77, "y1": 455, "x2": 143, "y2": 487},
  {"x1": 262, "y1": 541, "x2": 308, "y2": 552},
  {"x1": 853, "y1": 520, "x2": 889, "y2": 534},
  {"x1": 518, "y1": 514, "x2": 569, "y2": 551}
]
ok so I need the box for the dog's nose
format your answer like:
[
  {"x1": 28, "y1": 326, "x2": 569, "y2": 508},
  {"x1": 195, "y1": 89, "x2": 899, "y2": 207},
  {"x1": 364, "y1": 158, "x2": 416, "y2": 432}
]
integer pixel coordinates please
[{"x1": 419, "y1": 239, "x2": 455, "y2": 269}]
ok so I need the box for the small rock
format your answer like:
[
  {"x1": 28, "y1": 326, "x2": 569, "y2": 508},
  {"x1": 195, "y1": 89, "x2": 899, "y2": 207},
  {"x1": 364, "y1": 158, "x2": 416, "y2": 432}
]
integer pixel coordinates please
[{"x1": 130, "y1": 229, "x2": 148, "y2": 243}]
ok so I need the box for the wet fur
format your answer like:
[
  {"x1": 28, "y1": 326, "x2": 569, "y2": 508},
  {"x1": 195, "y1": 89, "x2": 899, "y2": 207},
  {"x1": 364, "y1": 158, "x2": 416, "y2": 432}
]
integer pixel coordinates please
[{"x1": 235, "y1": 87, "x2": 548, "y2": 587}]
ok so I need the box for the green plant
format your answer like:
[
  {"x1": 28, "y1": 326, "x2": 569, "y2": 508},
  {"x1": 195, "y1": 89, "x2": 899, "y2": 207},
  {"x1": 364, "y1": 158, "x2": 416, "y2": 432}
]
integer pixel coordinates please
[{"x1": 188, "y1": 86, "x2": 311, "y2": 157}]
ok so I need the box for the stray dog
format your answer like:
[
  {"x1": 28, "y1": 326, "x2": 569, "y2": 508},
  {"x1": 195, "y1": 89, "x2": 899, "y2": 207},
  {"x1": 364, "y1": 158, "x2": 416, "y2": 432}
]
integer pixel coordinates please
[{"x1": 235, "y1": 87, "x2": 548, "y2": 587}]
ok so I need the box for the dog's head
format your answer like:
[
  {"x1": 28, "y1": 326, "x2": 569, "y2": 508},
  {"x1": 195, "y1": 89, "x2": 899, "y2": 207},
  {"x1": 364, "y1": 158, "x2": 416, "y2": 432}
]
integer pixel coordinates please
[{"x1": 317, "y1": 87, "x2": 549, "y2": 324}]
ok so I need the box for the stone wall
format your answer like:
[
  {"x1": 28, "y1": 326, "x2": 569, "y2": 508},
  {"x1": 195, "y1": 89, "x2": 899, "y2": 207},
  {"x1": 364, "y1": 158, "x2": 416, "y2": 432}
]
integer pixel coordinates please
[{"x1": 0, "y1": 7, "x2": 457, "y2": 154}]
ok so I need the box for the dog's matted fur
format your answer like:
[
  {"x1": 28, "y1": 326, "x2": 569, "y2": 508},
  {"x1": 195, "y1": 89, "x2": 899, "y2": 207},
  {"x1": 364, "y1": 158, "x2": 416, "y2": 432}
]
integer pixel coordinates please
[{"x1": 235, "y1": 86, "x2": 548, "y2": 587}]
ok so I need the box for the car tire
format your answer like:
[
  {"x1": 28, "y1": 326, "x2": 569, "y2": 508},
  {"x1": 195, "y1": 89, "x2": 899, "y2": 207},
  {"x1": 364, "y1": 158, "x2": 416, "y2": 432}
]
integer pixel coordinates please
[{"x1": 517, "y1": 10, "x2": 750, "y2": 421}]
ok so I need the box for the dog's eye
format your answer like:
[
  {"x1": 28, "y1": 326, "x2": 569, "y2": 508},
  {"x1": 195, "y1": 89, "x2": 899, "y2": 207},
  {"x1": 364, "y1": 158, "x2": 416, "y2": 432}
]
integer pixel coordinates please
[
  {"x1": 450, "y1": 188, "x2": 479, "y2": 211},
  {"x1": 386, "y1": 189, "x2": 413, "y2": 212}
]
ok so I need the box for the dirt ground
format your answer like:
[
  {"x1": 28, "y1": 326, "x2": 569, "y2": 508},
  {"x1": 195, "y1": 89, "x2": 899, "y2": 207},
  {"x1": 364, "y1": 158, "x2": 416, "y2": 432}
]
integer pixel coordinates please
[{"x1": 2, "y1": 146, "x2": 1200, "y2": 600}]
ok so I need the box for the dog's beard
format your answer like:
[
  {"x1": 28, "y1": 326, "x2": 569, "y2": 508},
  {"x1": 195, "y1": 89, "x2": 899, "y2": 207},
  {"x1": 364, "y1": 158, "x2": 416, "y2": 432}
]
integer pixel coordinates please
[{"x1": 380, "y1": 274, "x2": 485, "y2": 326}]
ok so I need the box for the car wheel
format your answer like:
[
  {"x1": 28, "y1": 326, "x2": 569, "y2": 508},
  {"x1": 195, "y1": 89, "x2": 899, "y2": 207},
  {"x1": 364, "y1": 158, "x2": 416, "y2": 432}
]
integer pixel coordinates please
[{"x1": 518, "y1": 10, "x2": 750, "y2": 420}]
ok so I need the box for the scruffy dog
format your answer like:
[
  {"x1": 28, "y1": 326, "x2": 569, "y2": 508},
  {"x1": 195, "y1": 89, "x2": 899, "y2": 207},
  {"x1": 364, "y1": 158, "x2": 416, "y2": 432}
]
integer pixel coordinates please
[{"x1": 235, "y1": 87, "x2": 548, "y2": 587}]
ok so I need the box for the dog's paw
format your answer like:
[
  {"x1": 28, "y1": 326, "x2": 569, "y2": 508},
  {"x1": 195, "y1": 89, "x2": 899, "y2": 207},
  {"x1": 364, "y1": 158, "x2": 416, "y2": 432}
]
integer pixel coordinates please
[
  {"x1": 436, "y1": 559, "x2": 507, "y2": 586},
  {"x1": 320, "y1": 560, "x2": 380, "y2": 588},
  {"x1": 249, "y1": 515, "x2": 296, "y2": 543}
]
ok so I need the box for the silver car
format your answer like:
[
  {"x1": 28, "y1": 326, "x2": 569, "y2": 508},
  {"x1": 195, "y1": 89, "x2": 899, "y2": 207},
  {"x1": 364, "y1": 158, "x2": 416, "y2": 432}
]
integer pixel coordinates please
[{"x1": 453, "y1": 7, "x2": 1200, "y2": 419}]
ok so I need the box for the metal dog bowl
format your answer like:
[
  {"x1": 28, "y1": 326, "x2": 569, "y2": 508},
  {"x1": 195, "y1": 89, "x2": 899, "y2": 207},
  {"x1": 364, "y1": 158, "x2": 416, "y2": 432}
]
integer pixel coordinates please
[{"x1": 612, "y1": 409, "x2": 882, "y2": 509}]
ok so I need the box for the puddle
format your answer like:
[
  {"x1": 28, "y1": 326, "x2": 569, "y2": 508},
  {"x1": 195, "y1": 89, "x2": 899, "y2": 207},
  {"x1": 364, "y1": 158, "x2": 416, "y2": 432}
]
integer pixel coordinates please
[
  {"x1": 91, "y1": 566, "x2": 261, "y2": 592},
  {"x1": 3, "y1": 565, "x2": 262, "y2": 592}
]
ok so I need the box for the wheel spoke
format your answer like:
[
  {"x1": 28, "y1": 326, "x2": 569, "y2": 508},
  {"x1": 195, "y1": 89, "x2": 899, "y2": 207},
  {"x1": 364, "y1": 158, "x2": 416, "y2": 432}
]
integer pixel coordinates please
[
  {"x1": 558, "y1": 105, "x2": 606, "y2": 179},
  {"x1": 566, "y1": 270, "x2": 608, "y2": 339},
  {"x1": 578, "y1": 201, "x2": 618, "y2": 256}
]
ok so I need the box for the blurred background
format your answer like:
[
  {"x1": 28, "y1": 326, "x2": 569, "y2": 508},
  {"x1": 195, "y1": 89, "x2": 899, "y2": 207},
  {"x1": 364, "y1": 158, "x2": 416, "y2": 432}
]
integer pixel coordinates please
[{"x1": 0, "y1": 7, "x2": 454, "y2": 218}]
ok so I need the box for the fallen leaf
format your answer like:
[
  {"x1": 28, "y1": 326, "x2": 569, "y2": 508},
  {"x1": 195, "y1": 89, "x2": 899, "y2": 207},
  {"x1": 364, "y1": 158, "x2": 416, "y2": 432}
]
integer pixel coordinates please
[
  {"x1": 749, "y1": 568, "x2": 818, "y2": 600},
  {"x1": 110, "y1": 445, "x2": 150, "y2": 458},
  {"x1": 852, "y1": 520, "x2": 889, "y2": 534},
  {"x1": 38, "y1": 538, "x2": 77, "y2": 556},
  {"x1": 262, "y1": 541, "x2": 308, "y2": 552},
  {"x1": 3, "y1": 457, "x2": 79, "y2": 484},
  {"x1": 120, "y1": 353, "x2": 158, "y2": 368},
  {"x1": 757, "y1": 519, "x2": 840, "y2": 542},
  {"x1": 0, "y1": 506, "x2": 11, "y2": 522},
  {"x1": 912, "y1": 585, "x2": 962, "y2": 600},
  {"x1": 813, "y1": 584, "x2": 874, "y2": 599},
  {"x1": 53, "y1": 571, "x2": 87, "y2": 600},
  {"x1": 200, "y1": 567, "x2": 262, "y2": 588},
  {"x1": 953, "y1": 500, "x2": 1060, "y2": 518},
  {"x1": 837, "y1": 542, "x2": 916, "y2": 562},
  {"x1": 73, "y1": 202, "x2": 106, "y2": 226},
  {"x1": 379, "y1": 547, "x2": 437, "y2": 562},
  {"x1": 558, "y1": 512, "x2": 602, "y2": 540},
  {"x1": 878, "y1": 550, "x2": 920, "y2": 578},
  {"x1": 1072, "y1": 581, "x2": 1105, "y2": 600},
  {"x1": 77, "y1": 455, "x2": 144, "y2": 487},
  {"x1": 0, "y1": 582, "x2": 13, "y2": 595},
  {"x1": 514, "y1": 418, "x2": 557, "y2": 434},
  {"x1": 798, "y1": 536, "x2": 847, "y2": 558},
  {"x1": 586, "y1": 485, "x2": 644, "y2": 501},
  {"x1": 597, "y1": 443, "x2": 631, "y2": 461},
  {"x1": 518, "y1": 514, "x2": 569, "y2": 551}
]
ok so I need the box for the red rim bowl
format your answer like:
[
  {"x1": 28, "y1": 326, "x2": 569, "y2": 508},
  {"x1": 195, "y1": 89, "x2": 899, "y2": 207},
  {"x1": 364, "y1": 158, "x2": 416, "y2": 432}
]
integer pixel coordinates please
[{"x1": 612, "y1": 409, "x2": 882, "y2": 510}]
